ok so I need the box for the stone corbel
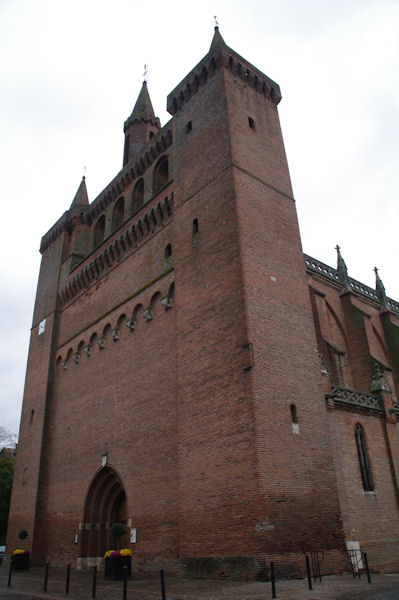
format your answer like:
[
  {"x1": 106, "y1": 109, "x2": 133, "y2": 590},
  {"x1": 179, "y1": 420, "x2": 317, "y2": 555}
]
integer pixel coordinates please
[
  {"x1": 62, "y1": 360, "x2": 69, "y2": 371},
  {"x1": 84, "y1": 344, "x2": 92, "y2": 357},
  {"x1": 72, "y1": 352, "x2": 80, "y2": 364},
  {"x1": 161, "y1": 295, "x2": 173, "y2": 310},
  {"x1": 143, "y1": 309, "x2": 153, "y2": 322},
  {"x1": 111, "y1": 329, "x2": 120, "y2": 342},
  {"x1": 97, "y1": 337, "x2": 105, "y2": 350},
  {"x1": 126, "y1": 320, "x2": 136, "y2": 332}
]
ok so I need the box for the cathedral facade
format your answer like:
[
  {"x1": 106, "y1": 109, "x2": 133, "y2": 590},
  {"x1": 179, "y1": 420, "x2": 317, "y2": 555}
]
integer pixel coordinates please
[{"x1": 6, "y1": 29, "x2": 399, "y2": 577}]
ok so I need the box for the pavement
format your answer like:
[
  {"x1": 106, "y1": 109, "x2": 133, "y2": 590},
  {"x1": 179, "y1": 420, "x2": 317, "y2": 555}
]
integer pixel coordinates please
[{"x1": 1, "y1": 565, "x2": 399, "y2": 600}]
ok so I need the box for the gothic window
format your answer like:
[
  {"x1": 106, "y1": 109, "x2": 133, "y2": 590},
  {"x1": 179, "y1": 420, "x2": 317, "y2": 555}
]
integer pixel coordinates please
[
  {"x1": 93, "y1": 215, "x2": 105, "y2": 248},
  {"x1": 355, "y1": 424, "x2": 373, "y2": 492},
  {"x1": 131, "y1": 178, "x2": 144, "y2": 213},
  {"x1": 153, "y1": 156, "x2": 169, "y2": 194},
  {"x1": 112, "y1": 197, "x2": 124, "y2": 231}
]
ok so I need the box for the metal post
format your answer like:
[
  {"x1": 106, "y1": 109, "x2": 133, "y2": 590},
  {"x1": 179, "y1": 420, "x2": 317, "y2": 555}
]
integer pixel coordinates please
[
  {"x1": 363, "y1": 552, "x2": 371, "y2": 584},
  {"x1": 7, "y1": 558, "x2": 13, "y2": 587},
  {"x1": 160, "y1": 569, "x2": 166, "y2": 600},
  {"x1": 44, "y1": 561, "x2": 49, "y2": 591},
  {"x1": 316, "y1": 552, "x2": 322, "y2": 582},
  {"x1": 65, "y1": 563, "x2": 71, "y2": 594},
  {"x1": 92, "y1": 565, "x2": 97, "y2": 599},
  {"x1": 270, "y1": 561, "x2": 276, "y2": 598},
  {"x1": 305, "y1": 555, "x2": 312, "y2": 590},
  {"x1": 122, "y1": 565, "x2": 128, "y2": 600}
]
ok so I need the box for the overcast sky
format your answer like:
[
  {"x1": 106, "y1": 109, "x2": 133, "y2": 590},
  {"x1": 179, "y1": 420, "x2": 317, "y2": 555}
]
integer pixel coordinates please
[{"x1": 1, "y1": 0, "x2": 398, "y2": 437}]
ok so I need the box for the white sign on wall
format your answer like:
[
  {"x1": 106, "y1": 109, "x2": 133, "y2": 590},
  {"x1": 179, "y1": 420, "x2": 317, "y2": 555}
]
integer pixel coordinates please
[{"x1": 130, "y1": 528, "x2": 136, "y2": 544}]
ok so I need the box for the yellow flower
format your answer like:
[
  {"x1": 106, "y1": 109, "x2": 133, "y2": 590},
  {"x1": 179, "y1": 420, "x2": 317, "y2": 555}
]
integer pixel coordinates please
[
  {"x1": 120, "y1": 548, "x2": 132, "y2": 557},
  {"x1": 104, "y1": 550, "x2": 115, "y2": 558}
]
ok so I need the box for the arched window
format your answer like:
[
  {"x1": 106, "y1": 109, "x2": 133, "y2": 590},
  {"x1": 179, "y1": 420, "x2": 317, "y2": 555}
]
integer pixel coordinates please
[
  {"x1": 131, "y1": 179, "x2": 144, "y2": 213},
  {"x1": 93, "y1": 215, "x2": 105, "y2": 248},
  {"x1": 112, "y1": 197, "x2": 124, "y2": 231},
  {"x1": 355, "y1": 424, "x2": 373, "y2": 491},
  {"x1": 153, "y1": 156, "x2": 169, "y2": 194}
]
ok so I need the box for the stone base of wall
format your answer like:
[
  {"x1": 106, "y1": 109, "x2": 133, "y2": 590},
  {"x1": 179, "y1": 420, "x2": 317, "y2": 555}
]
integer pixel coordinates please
[{"x1": 77, "y1": 557, "x2": 105, "y2": 570}]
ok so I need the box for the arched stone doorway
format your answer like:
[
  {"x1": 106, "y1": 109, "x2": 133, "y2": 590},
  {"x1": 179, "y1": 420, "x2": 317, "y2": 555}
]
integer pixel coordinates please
[{"x1": 81, "y1": 466, "x2": 128, "y2": 563}]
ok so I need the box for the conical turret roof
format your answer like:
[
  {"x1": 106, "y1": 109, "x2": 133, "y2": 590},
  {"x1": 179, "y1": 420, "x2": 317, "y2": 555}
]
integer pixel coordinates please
[
  {"x1": 129, "y1": 81, "x2": 156, "y2": 121},
  {"x1": 70, "y1": 176, "x2": 89, "y2": 211}
]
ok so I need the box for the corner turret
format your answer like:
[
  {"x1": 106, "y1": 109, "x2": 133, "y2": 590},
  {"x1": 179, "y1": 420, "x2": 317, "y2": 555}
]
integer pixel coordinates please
[
  {"x1": 69, "y1": 176, "x2": 89, "y2": 213},
  {"x1": 123, "y1": 82, "x2": 160, "y2": 167}
]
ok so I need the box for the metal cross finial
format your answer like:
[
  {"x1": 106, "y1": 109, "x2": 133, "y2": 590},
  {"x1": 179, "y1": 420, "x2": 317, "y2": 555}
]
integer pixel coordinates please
[
  {"x1": 374, "y1": 266, "x2": 379, "y2": 275},
  {"x1": 335, "y1": 244, "x2": 341, "y2": 254},
  {"x1": 83, "y1": 165, "x2": 86, "y2": 179},
  {"x1": 143, "y1": 64, "x2": 148, "y2": 83},
  {"x1": 214, "y1": 15, "x2": 219, "y2": 28}
]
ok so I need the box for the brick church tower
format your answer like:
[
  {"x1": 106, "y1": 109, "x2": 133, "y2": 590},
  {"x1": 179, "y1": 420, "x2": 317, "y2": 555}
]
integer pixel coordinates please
[{"x1": 6, "y1": 28, "x2": 399, "y2": 576}]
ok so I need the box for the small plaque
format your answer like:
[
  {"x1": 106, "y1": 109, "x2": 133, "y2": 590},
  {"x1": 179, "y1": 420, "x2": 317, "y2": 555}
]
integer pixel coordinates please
[
  {"x1": 130, "y1": 528, "x2": 136, "y2": 543},
  {"x1": 38, "y1": 319, "x2": 46, "y2": 335}
]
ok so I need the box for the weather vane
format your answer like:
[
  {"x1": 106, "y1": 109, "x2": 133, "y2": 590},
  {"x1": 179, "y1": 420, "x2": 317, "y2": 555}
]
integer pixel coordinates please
[
  {"x1": 214, "y1": 15, "x2": 219, "y2": 27},
  {"x1": 143, "y1": 64, "x2": 148, "y2": 83}
]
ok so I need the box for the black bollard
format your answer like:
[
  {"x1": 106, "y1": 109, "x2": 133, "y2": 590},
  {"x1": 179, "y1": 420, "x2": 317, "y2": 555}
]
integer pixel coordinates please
[
  {"x1": 305, "y1": 555, "x2": 312, "y2": 590},
  {"x1": 92, "y1": 565, "x2": 97, "y2": 599},
  {"x1": 7, "y1": 558, "x2": 13, "y2": 587},
  {"x1": 363, "y1": 552, "x2": 371, "y2": 584},
  {"x1": 270, "y1": 561, "x2": 276, "y2": 598},
  {"x1": 160, "y1": 569, "x2": 166, "y2": 600},
  {"x1": 44, "y1": 561, "x2": 49, "y2": 592},
  {"x1": 122, "y1": 565, "x2": 128, "y2": 600},
  {"x1": 65, "y1": 563, "x2": 71, "y2": 595}
]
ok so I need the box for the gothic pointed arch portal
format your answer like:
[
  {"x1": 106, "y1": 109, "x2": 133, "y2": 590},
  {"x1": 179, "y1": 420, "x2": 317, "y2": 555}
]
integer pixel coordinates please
[{"x1": 81, "y1": 466, "x2": 128, "y2": 559}]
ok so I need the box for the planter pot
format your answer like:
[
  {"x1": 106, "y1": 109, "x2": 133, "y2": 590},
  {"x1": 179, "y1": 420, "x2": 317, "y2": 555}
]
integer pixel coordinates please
[
  {"x1": 105, "y1": 556, "x2": 131, "y2": 580},
  {"x1": 13, "y1": 554, "x2": 30, "y2": 571}
]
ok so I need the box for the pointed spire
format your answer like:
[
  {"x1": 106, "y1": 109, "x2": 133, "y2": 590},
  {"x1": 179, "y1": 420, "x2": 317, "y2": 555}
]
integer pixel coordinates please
[
  {"x1": 335, "y1": 245, "x2": 351, "y2": 290},
  {"x1": 209, "y1": 25, "x2": 226, "y2": 53},
  {"x1": 128, "y1": 81, "x2": 156, "y2": 122},
  {"x1": 374, "y1": 267, "x2": 388, "y2": 307},
  {"x1": 70, "y1": 176, "x2": 89, "y2": 211}
]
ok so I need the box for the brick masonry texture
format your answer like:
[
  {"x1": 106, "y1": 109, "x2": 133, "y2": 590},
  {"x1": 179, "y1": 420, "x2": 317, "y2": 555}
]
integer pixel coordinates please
[{"x1": 6, "y1": 29, "x2": 399, "y2": 578}]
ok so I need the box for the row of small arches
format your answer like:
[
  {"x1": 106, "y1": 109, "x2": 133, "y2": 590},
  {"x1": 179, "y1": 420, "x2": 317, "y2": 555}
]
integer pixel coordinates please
[
  {"x1": 57, "y1": 285, "x2": 174, "y2": 370},
  {"x1": 93, "y1": 155, "x2": 169, "y2": 249}
]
